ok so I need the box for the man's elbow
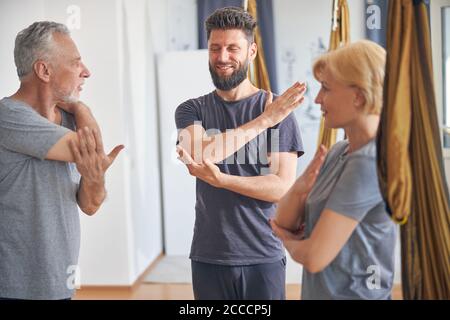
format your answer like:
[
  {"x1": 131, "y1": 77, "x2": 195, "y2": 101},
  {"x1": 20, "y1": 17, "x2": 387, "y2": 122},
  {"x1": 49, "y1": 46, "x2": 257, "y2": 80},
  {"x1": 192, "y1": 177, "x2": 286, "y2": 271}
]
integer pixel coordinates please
[
  {"x1": 79, "y1": 198, "x2": 104, "y2": 215},
  {"x1": 80, "y1": 205, "x2": 100, "y2": 216},
  {"x1": 76, "y1": 187, "x2": 106, "y2": 216}
]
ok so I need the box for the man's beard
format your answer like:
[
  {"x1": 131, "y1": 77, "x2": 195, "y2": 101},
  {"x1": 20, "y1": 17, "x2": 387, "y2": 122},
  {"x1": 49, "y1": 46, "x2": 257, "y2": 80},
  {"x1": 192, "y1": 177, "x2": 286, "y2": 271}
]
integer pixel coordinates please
[
  {"x1": 209, "y1": 59, "x2": 249, "y2": 91},
  {"x1": 55, "y1": 88, "x2": 80, "y2": 104},
  {"x1": 62, "y1": 94, "x2": 79, "y2": 103}
]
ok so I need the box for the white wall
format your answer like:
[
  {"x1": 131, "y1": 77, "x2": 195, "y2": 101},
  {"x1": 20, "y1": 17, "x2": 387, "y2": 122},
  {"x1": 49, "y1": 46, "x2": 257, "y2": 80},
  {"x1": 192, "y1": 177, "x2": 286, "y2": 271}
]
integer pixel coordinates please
[
  {"x1": 0, "y1": 0, "x2": 163, "y2": 285},
  {"x1": 147, "y1": 0, "x2": 198, "y2": 54},
  {"x1": 0, "y1": 0, "x2": 45, "y2": 93},
  {"x1": 119, "y1": 0, "x2": 164, "y2": 284}
]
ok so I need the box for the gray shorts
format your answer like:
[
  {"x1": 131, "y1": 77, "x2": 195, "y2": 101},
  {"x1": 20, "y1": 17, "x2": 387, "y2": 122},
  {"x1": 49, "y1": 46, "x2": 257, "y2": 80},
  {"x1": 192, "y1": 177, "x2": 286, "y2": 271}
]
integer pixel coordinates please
[{"x1": 191, "y1": 258, "x2": 286, "y2": 300}]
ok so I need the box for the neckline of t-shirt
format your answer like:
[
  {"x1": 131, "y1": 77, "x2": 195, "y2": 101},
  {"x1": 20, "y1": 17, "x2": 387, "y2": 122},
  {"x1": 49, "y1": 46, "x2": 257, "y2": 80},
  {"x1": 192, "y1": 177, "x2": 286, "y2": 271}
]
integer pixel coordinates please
[
  {"x1": 2, "y1": 97, "x2": 65, "y2": 126},
  {"x1": 213, "y1": 89, "x2": 263, "y2": 104},
  {"x1": 341, "y1": 138, "x2": 375, "y2": 158}
]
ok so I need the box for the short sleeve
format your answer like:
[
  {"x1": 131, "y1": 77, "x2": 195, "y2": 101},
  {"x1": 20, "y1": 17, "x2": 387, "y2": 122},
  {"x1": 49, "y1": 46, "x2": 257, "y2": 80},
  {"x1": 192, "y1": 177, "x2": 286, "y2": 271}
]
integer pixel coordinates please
[
  {"x1": 325, "y1": 155, "x2": 383, "y2": 222},
  {"x1": 267, "y1": 113, "x2": 304, "y2": 157},
  {"x1": 0, "y1": 103, "x2": 70, "y2": 160},
  {"x1": 175, "y1": 100, "x2": 201, "y2": 130}
]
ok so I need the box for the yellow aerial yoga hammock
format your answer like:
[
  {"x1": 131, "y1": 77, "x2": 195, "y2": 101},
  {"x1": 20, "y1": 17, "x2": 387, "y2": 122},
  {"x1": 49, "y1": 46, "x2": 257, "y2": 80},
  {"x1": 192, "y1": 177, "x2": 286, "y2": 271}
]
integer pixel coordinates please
[
  {"x1": 245, "y1": 0, "x2": 271, "y2": 91},
  {"x1": 377, "y1": 0, "x2": 450, "y2": 299}
]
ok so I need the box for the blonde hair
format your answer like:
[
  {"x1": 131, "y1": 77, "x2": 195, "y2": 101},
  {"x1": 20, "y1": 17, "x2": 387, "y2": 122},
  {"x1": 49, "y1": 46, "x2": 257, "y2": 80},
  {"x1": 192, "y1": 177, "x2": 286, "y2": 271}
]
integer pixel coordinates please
[{"x1": 313, "y1": 40, "x2": 386, "y2": 115}]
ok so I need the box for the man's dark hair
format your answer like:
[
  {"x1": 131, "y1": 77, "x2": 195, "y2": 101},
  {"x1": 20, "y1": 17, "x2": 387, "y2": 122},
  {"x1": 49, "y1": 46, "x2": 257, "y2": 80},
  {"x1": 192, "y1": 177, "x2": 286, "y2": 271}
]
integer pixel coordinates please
[{"x1": 205, "y1": 6, "x2": 256, "y2": 43}]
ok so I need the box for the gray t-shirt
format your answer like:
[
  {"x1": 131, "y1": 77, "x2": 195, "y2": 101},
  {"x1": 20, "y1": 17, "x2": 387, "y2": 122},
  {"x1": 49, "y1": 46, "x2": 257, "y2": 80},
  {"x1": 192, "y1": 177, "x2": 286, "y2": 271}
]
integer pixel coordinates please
[
  {"x1": 175, "y1": 90, "x2": 304, "y2": 265},
  {"x1": 302, "y1": 139, "x2": 397, "y2": 300},
  {"x1": 0, "y1": 97, "x2": 81, "y2": 299}
]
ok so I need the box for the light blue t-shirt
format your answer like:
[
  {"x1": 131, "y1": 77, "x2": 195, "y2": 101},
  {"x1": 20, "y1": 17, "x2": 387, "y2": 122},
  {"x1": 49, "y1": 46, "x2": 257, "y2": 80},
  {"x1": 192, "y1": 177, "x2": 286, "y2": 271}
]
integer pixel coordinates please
[
  {"x1": 0, "y1": 98, "x2": 81, "y2": 299},
  {"x1": 302, "y1": 139, "x2": 397, "y2": 300}
]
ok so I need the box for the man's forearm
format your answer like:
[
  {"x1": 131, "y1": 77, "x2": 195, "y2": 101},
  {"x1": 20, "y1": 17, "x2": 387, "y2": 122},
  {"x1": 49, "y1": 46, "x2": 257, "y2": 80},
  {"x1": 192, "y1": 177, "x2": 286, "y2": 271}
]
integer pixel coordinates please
[
  {"x1": 189, "y1": 115, "x2": 272, "y2": 164},
  {"x1": 219, "y1": 173, "x2": 290, "y2": 203},
  {"x1": 181, "y1": 82, "x2": 306, "y2": 164},
  {"x1": 72, "y1": 103, "x2": 100, "y2": 131},
  {"x1": 58, "y1": 101, "x2": 100, "y2": 131},
  {"x1": 77, "y1": 178, "x2": 106, "y2": 215}
]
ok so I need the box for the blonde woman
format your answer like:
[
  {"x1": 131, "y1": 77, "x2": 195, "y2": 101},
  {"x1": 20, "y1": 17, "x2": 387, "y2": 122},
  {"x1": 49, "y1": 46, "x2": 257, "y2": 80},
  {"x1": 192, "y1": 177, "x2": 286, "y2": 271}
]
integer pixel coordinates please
[{"x1": 270, "y1": 40, "x2": 396, "y2": 299}]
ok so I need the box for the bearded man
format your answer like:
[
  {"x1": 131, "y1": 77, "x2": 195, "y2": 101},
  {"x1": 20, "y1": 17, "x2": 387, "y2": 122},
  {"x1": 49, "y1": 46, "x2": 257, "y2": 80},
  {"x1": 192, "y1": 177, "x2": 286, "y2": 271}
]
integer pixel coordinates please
[{"x1": 175, "y1": 7, "x2": 305, "y2": 300}]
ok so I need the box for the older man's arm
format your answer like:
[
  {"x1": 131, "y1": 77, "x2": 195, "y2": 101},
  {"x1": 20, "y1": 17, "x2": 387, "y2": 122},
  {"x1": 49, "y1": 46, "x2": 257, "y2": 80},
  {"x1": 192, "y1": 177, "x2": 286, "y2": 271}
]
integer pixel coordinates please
[
  {"x1": 61, "y1": 101, "x2": 101, "y2": 132},
  {"x1": 46, "y1": 102, "x2": 100, "y2": 162},
  {"x1": 46, "y1": 102, "x2": 124, "y2": 215},
  {"x1": 70, "y1": 127, "x2": 123, "y2": 215}
]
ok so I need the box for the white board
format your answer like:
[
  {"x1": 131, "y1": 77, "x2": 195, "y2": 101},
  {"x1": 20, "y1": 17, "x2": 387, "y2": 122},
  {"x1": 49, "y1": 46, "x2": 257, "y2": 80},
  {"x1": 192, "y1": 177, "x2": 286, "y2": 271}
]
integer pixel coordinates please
[{"x1": 157, "y1": 49, "x2": 215, "y2": 255}]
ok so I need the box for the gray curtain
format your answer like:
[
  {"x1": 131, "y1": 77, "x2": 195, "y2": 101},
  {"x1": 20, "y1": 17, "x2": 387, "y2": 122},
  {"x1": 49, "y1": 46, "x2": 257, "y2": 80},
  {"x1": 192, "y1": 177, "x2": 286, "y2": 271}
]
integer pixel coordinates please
[{"x1": 197, "y1": 0, "x2": 278, "y2": 93}]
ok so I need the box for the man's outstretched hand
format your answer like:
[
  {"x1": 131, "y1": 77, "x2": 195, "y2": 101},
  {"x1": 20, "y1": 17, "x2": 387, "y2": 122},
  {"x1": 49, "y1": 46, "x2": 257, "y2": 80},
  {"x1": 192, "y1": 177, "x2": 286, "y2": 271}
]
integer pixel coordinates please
[{"x1": 69, "y1": 127, "x2": 124, "y2": 186}]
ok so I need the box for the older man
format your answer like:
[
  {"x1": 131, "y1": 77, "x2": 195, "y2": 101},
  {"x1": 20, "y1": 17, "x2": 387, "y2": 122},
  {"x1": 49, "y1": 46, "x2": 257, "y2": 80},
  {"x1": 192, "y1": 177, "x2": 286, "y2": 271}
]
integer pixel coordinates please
[{"x1": 0, "y1": 21, "x2": 123, "y2": 299}]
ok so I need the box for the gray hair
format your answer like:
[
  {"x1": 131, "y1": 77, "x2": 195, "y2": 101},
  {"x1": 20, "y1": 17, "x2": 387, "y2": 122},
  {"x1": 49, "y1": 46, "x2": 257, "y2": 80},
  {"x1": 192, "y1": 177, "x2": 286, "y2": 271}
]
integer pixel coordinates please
[{"x1": 14, "y1": 21, "x2": 70, "y2": 79}]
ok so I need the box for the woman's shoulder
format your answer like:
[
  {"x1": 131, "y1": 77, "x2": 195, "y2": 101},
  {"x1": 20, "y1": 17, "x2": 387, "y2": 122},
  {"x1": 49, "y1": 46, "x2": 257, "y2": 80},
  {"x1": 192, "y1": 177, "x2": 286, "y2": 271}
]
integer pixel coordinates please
[{"x1": 323, "y1": 139, "x2": 377, "y2": 172}]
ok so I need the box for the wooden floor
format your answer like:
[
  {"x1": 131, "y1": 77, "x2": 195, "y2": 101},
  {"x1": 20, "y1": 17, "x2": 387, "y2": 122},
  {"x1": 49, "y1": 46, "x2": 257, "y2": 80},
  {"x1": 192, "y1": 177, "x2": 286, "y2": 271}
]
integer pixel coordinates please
[{"x1": 74, "y1": 283, "x2": 403, "y2": 300}]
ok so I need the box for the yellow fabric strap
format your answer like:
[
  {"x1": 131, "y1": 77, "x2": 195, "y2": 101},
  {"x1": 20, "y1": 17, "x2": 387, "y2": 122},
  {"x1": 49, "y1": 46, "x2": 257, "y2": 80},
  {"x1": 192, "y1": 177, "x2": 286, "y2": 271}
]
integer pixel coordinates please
[
  {"x1": 317, "y1": 0, "x2": 350, "y2": 149},
  {"x1": 247, "y1": 0, "x2": 271, "y2": 91}
]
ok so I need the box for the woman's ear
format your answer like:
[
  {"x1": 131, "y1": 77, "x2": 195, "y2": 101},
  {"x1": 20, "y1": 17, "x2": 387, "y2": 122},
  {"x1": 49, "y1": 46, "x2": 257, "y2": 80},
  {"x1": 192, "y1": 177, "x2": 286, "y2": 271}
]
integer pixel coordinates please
[{"x1": 354, "y1": 88, "x2": 366, "y2": 109}]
